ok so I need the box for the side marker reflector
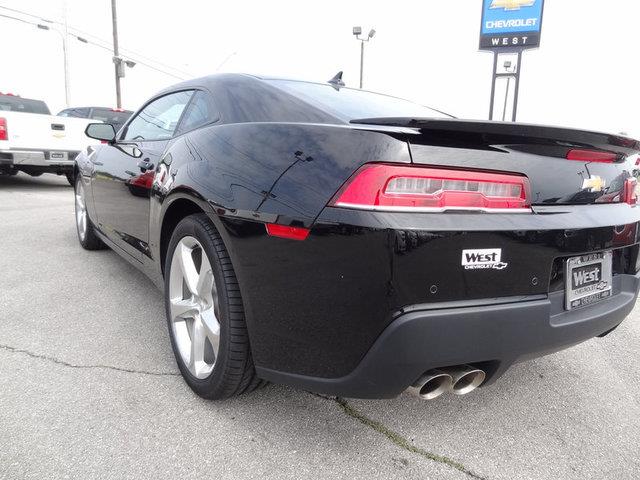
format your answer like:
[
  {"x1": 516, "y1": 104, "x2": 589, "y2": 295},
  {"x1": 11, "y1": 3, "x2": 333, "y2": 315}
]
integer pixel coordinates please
[{"x1": 265, "y1": 223, "x2": 310, "y2": 241}]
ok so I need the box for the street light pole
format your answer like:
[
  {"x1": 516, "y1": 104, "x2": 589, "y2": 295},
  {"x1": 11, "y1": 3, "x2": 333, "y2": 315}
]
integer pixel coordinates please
[
  {"x1": 61, "y1": 0, "x2": 70, "y2": 106},
  {"x1": 36, "y1": 23, "x2": 69, "y2": 106},
  {"x1": 352, "y1": 26, "x2": 375, "y2": 89},
  {"x1": 110, "y1": 0, "x2": 122, "y2": 108},
  {"x1": 359, "y1": 40, "x2": 364, "y2": 89}
]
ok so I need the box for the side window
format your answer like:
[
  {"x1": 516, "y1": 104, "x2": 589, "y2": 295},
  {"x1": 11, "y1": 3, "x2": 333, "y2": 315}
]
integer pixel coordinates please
[
  {"x1": 123, "y1": 90, "x2": 193, "y2": 141},
  {"x1": 176, "y1": 91, "x2": 217, "y2": 134}
]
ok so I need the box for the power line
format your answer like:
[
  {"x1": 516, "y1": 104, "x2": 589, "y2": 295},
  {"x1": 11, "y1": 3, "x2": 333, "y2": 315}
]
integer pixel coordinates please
[
  {"x1": 0, "y1": 11, "x2": 38, "y2": 26},
  {"x1": 0, "y1": 4, "x2": 192, "y2": 79},
  {"x1": 66, "y1": 24, "x2": 193, "y2": 78},
  {"x1": 68, "y1": 33, "x2": 187, "y2": 80},
  {"x1": 0, "y1": 4, "x2": 52, "y2": 21},
  {"x1": 0, "y1": 12, "x2": 187, "y2": 81}
]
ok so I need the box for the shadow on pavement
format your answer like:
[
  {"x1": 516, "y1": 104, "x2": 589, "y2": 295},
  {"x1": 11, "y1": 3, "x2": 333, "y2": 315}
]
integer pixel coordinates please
[{"x1": 0, "y1": 172, "x2": 70, "y2": 189}]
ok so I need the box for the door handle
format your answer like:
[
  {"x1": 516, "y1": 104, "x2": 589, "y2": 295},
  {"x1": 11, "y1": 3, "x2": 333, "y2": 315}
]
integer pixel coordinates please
[{"x1": 137, "y1": 159, "x2": 154, "y2": 172}]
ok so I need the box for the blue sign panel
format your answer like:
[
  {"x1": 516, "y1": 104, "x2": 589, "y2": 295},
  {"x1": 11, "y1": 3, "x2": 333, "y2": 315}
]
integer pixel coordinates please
[{"x1": 479, "y1": 0, "x2": 544, "y2": 50}]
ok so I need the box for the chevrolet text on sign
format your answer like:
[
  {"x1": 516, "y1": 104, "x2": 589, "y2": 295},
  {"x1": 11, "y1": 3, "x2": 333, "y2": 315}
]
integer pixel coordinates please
[{"x1": 479, "y1": 0, "x2": 544, "y2": 50}]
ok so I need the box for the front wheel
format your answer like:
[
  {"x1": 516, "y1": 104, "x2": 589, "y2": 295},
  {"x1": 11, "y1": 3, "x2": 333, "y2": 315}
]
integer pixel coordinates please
[
  {"x1": 164, "y1": 213, "x2": 263, "y2": 399},
  {"x1": 74, "y1": 176, "x2": 105, "y2": 250}
]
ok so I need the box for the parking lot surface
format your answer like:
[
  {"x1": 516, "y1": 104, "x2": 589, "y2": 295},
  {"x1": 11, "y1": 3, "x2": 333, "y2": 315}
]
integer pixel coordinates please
[{"x1": 1, "y1": 173, "x2": 639, "y2": 480}]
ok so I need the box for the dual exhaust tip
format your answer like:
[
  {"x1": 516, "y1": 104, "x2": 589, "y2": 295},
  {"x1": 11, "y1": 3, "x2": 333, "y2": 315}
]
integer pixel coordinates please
[{"x1": 408, "y1": 365, "x2": 486, "y2": 400}]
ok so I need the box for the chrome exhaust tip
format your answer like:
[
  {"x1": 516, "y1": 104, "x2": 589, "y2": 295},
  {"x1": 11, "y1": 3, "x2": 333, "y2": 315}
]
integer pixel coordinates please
[
  {"x1": 407, "y1": 370, "x2": 454, "y2": 400},
  {"x1": 442, "y1": 365, "x2": 486, "y2": 395}
]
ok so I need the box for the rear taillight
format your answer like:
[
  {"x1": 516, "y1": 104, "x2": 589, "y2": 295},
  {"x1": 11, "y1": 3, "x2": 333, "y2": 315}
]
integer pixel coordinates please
[
  {"x1": 0, "y1": 117, "x2": 7, "y2": 141},
  {"x1": 623, "y1": 177, "x2": 638, "y2": 206},
  {"x1": 566, "y1": 149, "x2": 618, "y2": 163},
  {"x1": 331, "y1": 164, "x2": 531, "y2": 212}
]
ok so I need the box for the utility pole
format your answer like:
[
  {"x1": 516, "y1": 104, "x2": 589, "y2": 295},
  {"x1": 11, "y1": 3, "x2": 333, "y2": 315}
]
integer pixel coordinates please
[{"x1": 111, "y1": 0, "x2": 122, "y2": 108}]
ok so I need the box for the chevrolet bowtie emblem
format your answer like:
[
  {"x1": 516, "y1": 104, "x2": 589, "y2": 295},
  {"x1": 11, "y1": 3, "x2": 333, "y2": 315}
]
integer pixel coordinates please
[
  {"x1": 490, "y1": 0, "x2": 535, "y2": 10},
  {"x1": 582, "y1": 175, "x2": 606, "y2": 193}
]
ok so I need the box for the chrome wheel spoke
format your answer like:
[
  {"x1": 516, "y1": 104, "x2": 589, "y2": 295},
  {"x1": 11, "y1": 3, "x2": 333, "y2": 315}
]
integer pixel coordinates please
[
  {"x1": 177, "y1": 242, "x2": 199, "y2": 294},
  {"x1": 170, "y1": 297, "x2": 199, "y2": 320},
  {"x1": 75, "y1": 184, "x2": 87, "y2": 239},
  {"x1": 189, "y1": 316, "x2": 207, "y2": 376},
  {"x1": 195, "y1": 255, "x2": 214, "y2": 301},
  {"x1": 201, "y1": 308, "x2": 220, "y2": 355}
]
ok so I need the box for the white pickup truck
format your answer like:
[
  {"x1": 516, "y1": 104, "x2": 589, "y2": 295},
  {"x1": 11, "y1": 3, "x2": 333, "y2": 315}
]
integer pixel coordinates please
[{"x1": 0, "y1": 93, "x2": 99, "y2": 185}]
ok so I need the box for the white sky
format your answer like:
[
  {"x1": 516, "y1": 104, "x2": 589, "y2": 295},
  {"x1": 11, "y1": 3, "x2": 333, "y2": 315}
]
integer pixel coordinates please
[{"x1": 2, "y1": 0, "x2": 640, "y2": 137}]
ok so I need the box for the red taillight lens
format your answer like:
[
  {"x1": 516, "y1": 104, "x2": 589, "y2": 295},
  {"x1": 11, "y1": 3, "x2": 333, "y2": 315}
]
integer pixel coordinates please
[
  {"x1": 0, "y1": 117, "x2": 7, "y2": 141},
  {"x1": 331, "y1": 164, "x2": 531, "y2": 212},
  {"x1": 265, "y1": 223, "x2": 310, "y2": 241},
  {"x1": 623, "y1": 177, "x2": 637, "y2": 206},
  {"x1": 566, "y1": 149, "x2": 618, "y2": 163}
]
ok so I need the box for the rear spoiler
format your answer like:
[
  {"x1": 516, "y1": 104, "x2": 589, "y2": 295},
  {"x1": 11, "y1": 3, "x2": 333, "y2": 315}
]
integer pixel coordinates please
[{"x1": 350, "y1": 117, "x2": 640, "y2": 154}]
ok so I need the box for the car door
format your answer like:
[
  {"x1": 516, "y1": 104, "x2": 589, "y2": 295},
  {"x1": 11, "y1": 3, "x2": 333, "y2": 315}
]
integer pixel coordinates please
[{"x1": 90, "y1": 90, "x2": 194, "y2": 260}]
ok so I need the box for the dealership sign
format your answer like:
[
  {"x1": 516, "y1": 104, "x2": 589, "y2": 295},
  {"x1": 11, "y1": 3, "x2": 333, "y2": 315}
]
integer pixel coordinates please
[{"x1": 479, "y1": 0, "x2": 544, "y2": 50}]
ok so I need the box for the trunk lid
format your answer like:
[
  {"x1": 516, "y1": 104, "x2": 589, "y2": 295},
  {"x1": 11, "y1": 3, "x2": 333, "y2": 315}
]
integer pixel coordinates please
[{"x1": 351, "y1": 117, "x2": 640, "y2": 206}]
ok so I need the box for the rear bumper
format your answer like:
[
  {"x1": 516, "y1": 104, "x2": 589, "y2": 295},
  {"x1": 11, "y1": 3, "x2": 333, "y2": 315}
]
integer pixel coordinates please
[
  {"x1": 257, "y1": 272, "x2": 640, "y2": 398},
  {"x1": 0, "y1": 149, "x2": 78, "y2": 167}
]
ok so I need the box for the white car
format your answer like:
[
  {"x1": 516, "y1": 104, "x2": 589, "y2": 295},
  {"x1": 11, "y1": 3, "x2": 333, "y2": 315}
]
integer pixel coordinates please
[{"x1": 0, "y1": 93, "x2": 99, "y2": 184}]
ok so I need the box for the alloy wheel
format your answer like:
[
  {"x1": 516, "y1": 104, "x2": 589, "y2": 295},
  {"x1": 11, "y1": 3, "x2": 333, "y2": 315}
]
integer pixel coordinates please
[
  {"x1": 75, "y1": 180, "x2": 87, "y2": 241},
  {"x1": 168, "y1": 236, "x2": 220, "y2": 379}
]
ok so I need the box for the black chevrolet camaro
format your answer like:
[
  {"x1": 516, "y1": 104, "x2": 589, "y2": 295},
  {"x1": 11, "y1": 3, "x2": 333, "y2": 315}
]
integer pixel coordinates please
[{"x1": 74, "y1": 73, "x2": 640, "y2": 400}]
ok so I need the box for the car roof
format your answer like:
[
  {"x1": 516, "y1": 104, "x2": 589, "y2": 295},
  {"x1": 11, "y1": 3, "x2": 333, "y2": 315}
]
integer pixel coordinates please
[
  {"x1": 159, "y1": 73, "x2": 393, "y2": 100},
  {"x1": 149, "y1": 73, "x2": 451, "y2": 126}
]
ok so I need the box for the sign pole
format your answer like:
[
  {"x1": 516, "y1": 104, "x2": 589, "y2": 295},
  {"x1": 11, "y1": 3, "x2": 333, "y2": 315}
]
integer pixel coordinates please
[
  {"x1": 511, "y1": 50, "x2": 522, "y2": 122},
  {"x1": 479, "y1": 0, "x2": 544, "y2": 122},
  {"x1": 488, "y1": 52, "x2": 498, "y2": 121}
]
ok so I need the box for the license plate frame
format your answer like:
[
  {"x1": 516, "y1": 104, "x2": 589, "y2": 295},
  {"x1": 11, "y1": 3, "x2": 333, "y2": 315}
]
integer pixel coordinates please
[
  {"x1": 565, "y1": 251, "x2": 613, "y2": 310},
  {"x1": 48, "y1": 151, "x2": 68, "y2": 161}
]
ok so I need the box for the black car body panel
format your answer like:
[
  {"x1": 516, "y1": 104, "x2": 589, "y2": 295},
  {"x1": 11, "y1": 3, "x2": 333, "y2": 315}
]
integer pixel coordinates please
[{"x1": 75, "y1": 73, "x2": 640, "y2": 398}]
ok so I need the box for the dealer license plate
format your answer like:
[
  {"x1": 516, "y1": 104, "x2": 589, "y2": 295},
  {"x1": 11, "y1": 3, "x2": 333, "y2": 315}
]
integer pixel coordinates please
[
  {"x1": 49, "y1": 151, "x2": 68, "y2": 161},
  {"x1": 565, "y1": 252, "x2": 612, "y2": 310}
]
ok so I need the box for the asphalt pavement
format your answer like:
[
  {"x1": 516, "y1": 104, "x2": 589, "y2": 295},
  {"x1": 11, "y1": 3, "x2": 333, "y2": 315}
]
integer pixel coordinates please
[{"x1": 1, "y1": 172, "x2": 639, "y2": 480}]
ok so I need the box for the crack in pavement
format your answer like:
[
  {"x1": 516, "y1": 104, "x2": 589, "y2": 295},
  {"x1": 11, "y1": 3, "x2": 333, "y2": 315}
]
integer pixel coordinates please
[
  {"x1": 3, "y1": 343, "x2": 486, "y2": 478},
  {"x1": 310, "y1": 392, "x2": 487, "y2": 480},
  {"x1": 0, "y1": 344, "x2": 180, "y2": 377}
]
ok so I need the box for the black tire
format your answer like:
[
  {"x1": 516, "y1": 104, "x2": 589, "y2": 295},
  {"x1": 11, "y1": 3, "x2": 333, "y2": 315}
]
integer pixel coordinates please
[
  {"x1": 74, "y1": 176, "x2": 106, "y2": 250},
  {"x1": 66, "y1": 172, "x2": 74, "y2": 186},
  {"x1": 164, "y1": 213, "x2": 263, "y2": 399}
]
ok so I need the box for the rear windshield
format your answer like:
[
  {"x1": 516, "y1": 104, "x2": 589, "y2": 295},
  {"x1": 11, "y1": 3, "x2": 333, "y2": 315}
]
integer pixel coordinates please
[
  {"x1": 90, "y1": 108, "x2": 132, "y2": 126},
  {"x1": 0, "y1": 96, "x2": 50, "y2": 115},
  {"x1": 268, "y1": 80, "x2": 451, "y2": 121}
]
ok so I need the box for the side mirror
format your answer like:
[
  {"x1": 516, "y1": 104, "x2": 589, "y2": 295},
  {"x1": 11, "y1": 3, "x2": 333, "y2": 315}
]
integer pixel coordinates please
[{"x1": 85, "y1": 123, "x2": 116, "y2": 143}]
